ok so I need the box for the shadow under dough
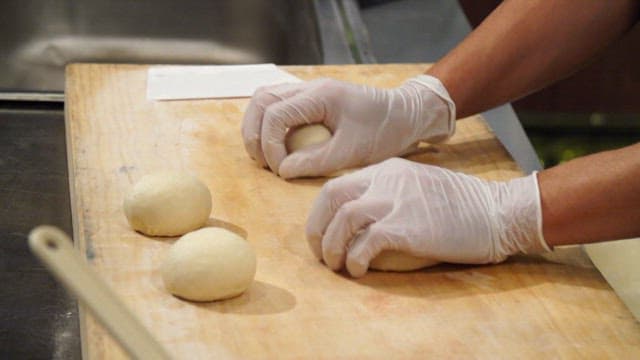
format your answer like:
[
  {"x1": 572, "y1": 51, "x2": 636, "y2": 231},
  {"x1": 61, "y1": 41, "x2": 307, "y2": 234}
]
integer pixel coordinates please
[
  {"x1": 205, "y1": 218, "x2": 248, "y2": 239},
  {"x1": 352, "y1": 255, "x2": 609, "y2": 301},
  {"x1": 195, "y1": 280, "x2": 297, "y2": 315}
]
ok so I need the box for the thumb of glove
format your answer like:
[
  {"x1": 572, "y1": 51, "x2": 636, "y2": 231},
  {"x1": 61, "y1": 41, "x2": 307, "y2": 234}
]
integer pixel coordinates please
[{"x1": 279, "y1": 140, "x2": 335, "y2": 179}]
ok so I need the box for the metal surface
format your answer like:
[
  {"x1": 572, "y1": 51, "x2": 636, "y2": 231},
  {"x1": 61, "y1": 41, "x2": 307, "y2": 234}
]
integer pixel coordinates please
[
  {"x1": 481, "y1": 105, "x2": 542, "y2": 172},
  {"x1": 0, "y1": 0, "x2": 337, "y2": 93},
  {"x1": 339, "y1": 0, "x2": 377, "y2": 64},
  {"x1": 314, "y1": 0, "x2": 357, "y2": 64},
  {"x1": 0, "y1": 93, "x2": 66, "y2": 103},
  {"x1": 0, "y1": 105, "x2": 81, "y2": 359}
]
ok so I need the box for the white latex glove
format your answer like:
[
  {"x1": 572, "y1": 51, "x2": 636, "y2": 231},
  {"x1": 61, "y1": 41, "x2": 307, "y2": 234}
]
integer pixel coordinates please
[
  {"x1": 241, "y1": 75, "x2": 455, "y2": 179},
  {"x1": 306, "y1": 158, "x2": 551, "y2": 277}
]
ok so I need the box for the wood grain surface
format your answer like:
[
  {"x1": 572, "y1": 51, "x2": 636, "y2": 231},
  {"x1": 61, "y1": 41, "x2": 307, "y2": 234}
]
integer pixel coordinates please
[{"x1": 65, "y1": 64, "x2": 640, "y2": 359}]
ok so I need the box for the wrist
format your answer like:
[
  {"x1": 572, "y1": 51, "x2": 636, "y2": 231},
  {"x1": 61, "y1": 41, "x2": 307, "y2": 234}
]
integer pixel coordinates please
[
  {"x1": 402, "y1": 75, "x2": 456, "y2": 143},
  {"x1": 495, "y1": 172, "x2": 551, "y2": 260},
  {"x1": 409, "y1": 75, "x2": 456, "y2": 116}
]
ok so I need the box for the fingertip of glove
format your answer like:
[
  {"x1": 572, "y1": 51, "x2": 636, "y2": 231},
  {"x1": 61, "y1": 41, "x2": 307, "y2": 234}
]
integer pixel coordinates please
[
  {"x1": 346, "y1": 257, "x2": 368, "y2": 278},
  {"x1": 305, "y1": 234, "x2": 324, "y2": 261},
  {"x1": 278, "y1": 154, "x2": 307, "y2": 179}
]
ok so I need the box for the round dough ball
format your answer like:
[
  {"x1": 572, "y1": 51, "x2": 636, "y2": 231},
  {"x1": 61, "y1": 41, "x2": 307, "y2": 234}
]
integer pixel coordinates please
[
  {"x1": 161, "y1": 227, "x2": 256, "y2": 302},
  {"x1": 286, "y1": 124, "x2": 331, "y2": 153},
  {"x1": 124, "y1": 172, "x2": 212, "y2": 236},
  {"x1": 286, "y1": 124, "x2": 356, "y2": 177},
  {"x1": 370, "y1": 250, "x2": 438, "y2": 272}
]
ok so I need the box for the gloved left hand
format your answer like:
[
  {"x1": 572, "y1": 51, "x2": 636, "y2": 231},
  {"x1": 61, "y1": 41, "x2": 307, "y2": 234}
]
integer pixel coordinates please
[{"x1": 241, "y1": 75, "x2": 455, "y2": 178}]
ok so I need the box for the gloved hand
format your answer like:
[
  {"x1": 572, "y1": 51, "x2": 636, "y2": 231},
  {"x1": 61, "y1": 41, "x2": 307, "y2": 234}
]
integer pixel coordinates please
[
  {"x1": 306, "y1": 158, "x2": 551, "y2": 277},
  {"x1": 241, "y1": 75, "x2": 456, "y2": 179}
]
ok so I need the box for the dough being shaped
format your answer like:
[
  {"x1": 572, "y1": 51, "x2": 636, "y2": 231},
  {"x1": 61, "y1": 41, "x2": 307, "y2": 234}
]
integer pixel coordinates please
[
  {"x1": 286, "y1": 124, "x2": 332, "y2": 153},
  {"x1": 289, "y1": 126, "x2": 438, "y2": 271},
  {"x1": 124, "y1": 172, "x2": 212, "y2": 236},
  {"x1": 369, "y1": 250, "x2": 438, "y2": 272},
  {"x1": 286, "y1": 124, "x2": 355, "y2": 177},
  {"x1": 161, "y1": 227, "x2": 256, "y2": 302},
  {"x1": 288, "y1": 126, "x2": 438, "y2": 272}
]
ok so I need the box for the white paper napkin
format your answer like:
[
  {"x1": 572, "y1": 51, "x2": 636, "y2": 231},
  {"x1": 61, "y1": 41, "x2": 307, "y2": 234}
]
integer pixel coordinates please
[{"x1": 146, "y1": 64, "x2": 302, "y2": 100}]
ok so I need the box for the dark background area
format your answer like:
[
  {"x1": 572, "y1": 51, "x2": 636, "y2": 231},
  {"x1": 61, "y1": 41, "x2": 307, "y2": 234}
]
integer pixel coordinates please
[
  {"x1": 459, "y1": 0, "x2": 640, "y2": 167},
  {"x1": 0, "y1": 104, "x2": 80, "y2": 359}
]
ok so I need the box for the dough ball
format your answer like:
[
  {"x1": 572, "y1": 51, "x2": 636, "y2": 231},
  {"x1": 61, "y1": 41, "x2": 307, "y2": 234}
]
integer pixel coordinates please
[
  {"x1": 286, "y1": 124, "x2": 357, "y2": 177},
  {"x1": 161, "y1": 227, "x2": 256, "y2": 302},
  {"x1": 370, "y1": 250, "x2": 438, "y2": 272},
  {"x1": 124, "y1": 172, "x2": 212, "y2": 236},
  {"x1": 286, "y1": 124, "x2": 331, "y2": 153}
]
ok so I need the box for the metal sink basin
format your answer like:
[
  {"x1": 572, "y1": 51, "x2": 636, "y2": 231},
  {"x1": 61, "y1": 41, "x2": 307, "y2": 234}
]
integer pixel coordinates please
[{"x1": 0, "y1": 0, "x2": 354, "y2": 93}]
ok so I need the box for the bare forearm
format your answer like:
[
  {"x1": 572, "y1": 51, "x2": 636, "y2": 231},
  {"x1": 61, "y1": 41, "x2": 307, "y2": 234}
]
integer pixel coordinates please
[
  {"x1": 427, "y1": 0, "x2": 639, "y2": 118},
  {"x1": 539, "y1": 143, "x2": 640, "y2": 247}
]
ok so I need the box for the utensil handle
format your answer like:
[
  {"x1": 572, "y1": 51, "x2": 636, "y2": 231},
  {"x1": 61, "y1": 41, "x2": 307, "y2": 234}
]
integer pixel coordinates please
[{"x1": 29, "y1": 225, "x2": 172, "y2": 360}]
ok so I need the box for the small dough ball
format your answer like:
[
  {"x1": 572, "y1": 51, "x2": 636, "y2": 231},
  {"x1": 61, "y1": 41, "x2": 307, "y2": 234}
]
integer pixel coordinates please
[
  {"x1": 370, "y1": 250, "x2": 438, "y2": 272},
  {"x1": 286, "y1": 124, "x2": 355, "y2": 177},
  {"x1": 161, "y1": 227, "x2": 256, "y2": 302},
  {"x1": 124, "y1": 172, "x2": 212, "y2": 236},
  {"x1": 286, "y1": 124, "x2": 331, "y2": 153}
]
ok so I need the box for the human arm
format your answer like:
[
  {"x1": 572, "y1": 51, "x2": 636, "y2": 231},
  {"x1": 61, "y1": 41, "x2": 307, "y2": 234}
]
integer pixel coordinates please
[
  {"x1": 540, "y1": 142, "x2": 640, "y2": 246},
  {"x1": 427, "y1": 0, "x2": 639, "y2": 118},
  {"x1": 427, "y1": 0, "x2": 640, "y2": 245}
]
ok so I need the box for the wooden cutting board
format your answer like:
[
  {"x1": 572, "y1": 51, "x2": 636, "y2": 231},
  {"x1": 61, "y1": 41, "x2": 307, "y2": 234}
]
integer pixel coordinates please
[{"x1": 65, "y1": 63, "x2": 640, "y2": 359}]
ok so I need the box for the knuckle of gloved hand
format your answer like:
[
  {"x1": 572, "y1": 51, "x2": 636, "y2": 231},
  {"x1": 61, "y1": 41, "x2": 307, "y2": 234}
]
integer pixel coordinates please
[
  {"x1": 323, "y1": 244, "x2": 343, "y2": 261},
  {"x1": 253, "y1": 85, "x2": 276, "y2": 99},
  {"x1": 263, "y1": 108, "x2": 291, "y2": 134},
  {"x1": 312, "y1": 78, "x2": 348, "y2": 101},
  {"x1": 305, "y1": 220, "x2": 319, "y2": 240},
  {"x1": 321, "y1": 179, "x2": 345, "y2": 203},
  {"x1": 364, "y1": 223, "x2": 390, "y2": 246},
  {"x1": 241, "y1": 120, "x2": 259, "y2": 139},
  {"x1": 312, "y1": 77, "x2": 335, "y2": 87},
  {"x1": 382, "y1": 157, "x2": 410, "y2": 168},
  {"x1": 335, "y1": 202, "x2": 358, "y2": 223},
  {"x1": 375, "y1": 158, "x2": 399, "y2": 171},
  {"x1": 263, "y1": 103, "x2": 282, "y2": 121}
]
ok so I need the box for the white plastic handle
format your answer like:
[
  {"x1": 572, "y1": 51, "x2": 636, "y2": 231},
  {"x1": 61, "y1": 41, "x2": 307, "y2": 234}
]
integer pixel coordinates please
[{"x1": 28, "y1": 225, "x2": 172, "y2": 360}]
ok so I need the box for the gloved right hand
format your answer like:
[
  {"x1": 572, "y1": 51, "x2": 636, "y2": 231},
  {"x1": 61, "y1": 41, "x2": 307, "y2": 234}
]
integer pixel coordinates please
[
  {"x1": 241, "y1": 75, "x2": 456, "y2": 179},
  {"x1": 306, "y1": 158, "x2": 551, "y2": 277}
]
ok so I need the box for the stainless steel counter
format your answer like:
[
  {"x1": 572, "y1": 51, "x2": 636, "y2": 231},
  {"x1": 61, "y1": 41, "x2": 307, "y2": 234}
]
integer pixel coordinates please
[
  {"x1": 0, "y1": 104, "x2": 80, "y2": 359},
  {"x1": 0, "y1": 0, "x2": 330, "y2": 93}
]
